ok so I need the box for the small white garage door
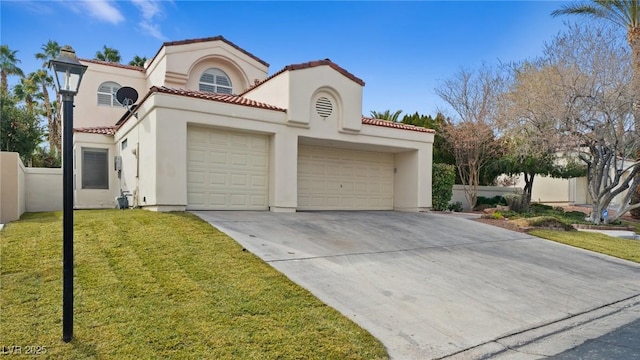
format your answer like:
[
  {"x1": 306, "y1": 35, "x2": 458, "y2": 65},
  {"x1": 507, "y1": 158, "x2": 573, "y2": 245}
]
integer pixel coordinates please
[
  {"x1": 298, "y1": 145, "x2": 393, "y2": 210},
  {"x1": 187, "y1": 126, "x2": 269, "y2": 210}
]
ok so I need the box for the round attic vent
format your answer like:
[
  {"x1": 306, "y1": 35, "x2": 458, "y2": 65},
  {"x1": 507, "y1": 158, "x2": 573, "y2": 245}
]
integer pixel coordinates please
[{"x1": 315, "y1": 97, "x2": 333, "y2": 118}]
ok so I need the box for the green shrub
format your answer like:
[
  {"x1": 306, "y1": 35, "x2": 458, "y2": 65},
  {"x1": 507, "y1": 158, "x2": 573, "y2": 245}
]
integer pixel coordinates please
[
  {"x1": 530, "y1": 203, "x2": 553, "y2": 213},
  {"x1": 448, "y1": 201, "x2": 463, "y2": 212},
  {"x1": 492, "y1": 211, "x2": 504, "y2": 219},
  {"x1": 527, "y1": 216, "x2": 576, "y2": 231},
  {"x1": 432, "y1": 163, "x2": 456, "y2": 211},
  {"x1": 500, "y1": 210, "x2": 518, "y2": 218},
  {"x1": 476, "y1": 195, "x2": 506, "y2": 206},
  {"x1": 504, "y1": 194, "x2": 527, "y2": 213},
  {"x1": 564, "y1": 211, "x2": 588, "y2": 221}
]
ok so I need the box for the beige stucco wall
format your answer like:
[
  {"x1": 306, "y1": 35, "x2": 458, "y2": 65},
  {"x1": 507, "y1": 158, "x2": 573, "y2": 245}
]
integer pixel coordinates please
[
  {"x1": 1, "y1": 152, "x2": 65, "y2": 221},
  {"x1": 114, "y1": 91, "x2": 433, "y2": 212},
  {"x1": 452, "y1": 185, "x2": 522, "y2": 211},
  {"x1": 245, "y1": 66, "x2": 363, "y2": 132},
  {"x1": 511, "y1": 175, "x2": 570, "y2": 203},
  {"x1": 17, "y1": 157, "x2": 25, "y2": 217},
  {"x1": 74, "y1": 132, "x2": 118, "y2": 209},
  {"x1": 75, "y1": 61, "x2": 146, "y2": 129},
  {"x1": 243, "y1": 72, "x2": 290, "y2": 110},
  {"x1": 75, "y1": 39, "x2": 269, "y2": 131},
  {"x1": 145, "y1": 47, "x2": 168, "y2": 89},
  {"x1": 393, "y1": 151, "x2": 419, "y2": 211},
  {"x1": 0, "y1": 152, "x2": 25, "y2": 223},
  {"x1": 167, "y1": 41, "x2": 268, "y2": 91},
  {"x1": 25, "y1": 167, "x2": 62, "y2": 212}
]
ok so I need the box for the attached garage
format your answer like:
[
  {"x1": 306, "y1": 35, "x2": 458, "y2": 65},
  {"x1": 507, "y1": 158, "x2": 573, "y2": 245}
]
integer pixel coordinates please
[
  {"x1": 297, "y1": 145, "x2": 394, "y2": 210},
  {"x1": 186, "y1": 126, "x2": 269, "y2": 210}
]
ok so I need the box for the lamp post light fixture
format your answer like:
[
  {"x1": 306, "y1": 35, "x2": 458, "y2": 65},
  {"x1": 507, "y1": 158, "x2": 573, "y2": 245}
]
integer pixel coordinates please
[{"x1": 49, "y1": 45, "x2": 87, "y2": 343}]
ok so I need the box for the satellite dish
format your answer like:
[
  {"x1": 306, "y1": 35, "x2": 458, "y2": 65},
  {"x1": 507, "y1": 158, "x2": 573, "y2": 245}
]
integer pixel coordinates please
[
  {"x1": 116, "y1": 86, "x2": 139, "y2": 119},
  {"x1": 116, "y1": 86, "x2": 138, "y2": 106}
]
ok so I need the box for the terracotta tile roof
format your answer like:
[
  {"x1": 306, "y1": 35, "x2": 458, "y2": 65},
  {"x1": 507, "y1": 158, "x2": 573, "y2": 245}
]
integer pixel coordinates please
[
  {"x1": 241, "y1": 59, "x2": 365, "y2": 96},
  {"x1": 79, "y1": 58, "x2": 145, "y2": 72},
  {"x1": 150, "y1": 86, "x2": 286, "y2": 112},
  {"x1": 147, "y1": 36, "x2": 269, "y2": 70},
  {"x1": 116, "y1": 86, "x2": 287, "y2": 128},
  {"x1": 74, "y1": 126, "x2": 117, "y2": 135},
  {"x1": 361, "y1": 117, "x2": 435, "y2": 133}
]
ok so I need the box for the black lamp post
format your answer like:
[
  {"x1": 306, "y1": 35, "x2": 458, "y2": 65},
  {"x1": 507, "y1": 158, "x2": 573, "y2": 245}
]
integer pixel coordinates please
[{"x1": 49, "y1": 45, "x2": 87, "y2": 343}]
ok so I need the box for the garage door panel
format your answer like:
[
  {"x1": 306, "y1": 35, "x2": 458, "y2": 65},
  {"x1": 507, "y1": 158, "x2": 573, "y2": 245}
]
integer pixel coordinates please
[
  {"x1": 251, "y1": 155, "x2": 268, "y2": 168},
  {"x1": 188, "y1": 191, "x2": 206, "y2": 205},
  {"x1": 298, "y1": 145, "x2": 393, "y2": 210},
  {"x1": 188, "y1": 170, "x2": 206, "y2": 184},
  {"x1": 251, "y1": 175, "x2": 266, "y2": 187},
  {"x1": 187, "y1": 127, "x2": 269, "y2": 210},
  {"x1": 209, "y1": 173, "x2": 226, "y2": 185},
  {"x1": 209, "y1": 151, "x2": 227, "y2": 164}
]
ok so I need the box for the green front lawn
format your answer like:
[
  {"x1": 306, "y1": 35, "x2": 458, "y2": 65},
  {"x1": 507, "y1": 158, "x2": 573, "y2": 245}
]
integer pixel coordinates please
[
  {"x1": 0, "y1": 210, "x2": 387, "y2": 359},
  {"x1": 528, "y1": 229, "x2": 640, "y2": 264}
]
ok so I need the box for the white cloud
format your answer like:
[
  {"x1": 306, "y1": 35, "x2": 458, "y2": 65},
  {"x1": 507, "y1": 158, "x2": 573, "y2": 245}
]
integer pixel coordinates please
[
  {"x1": 131, "y1": 0, "x2": 161, "y2": 19},
  {"x1": 131, "y1": 0, "x2": 168, "y2": 41},
  {"x1": 140, "y1": 22, "x2": 165, "y2": 41},
  {"x1": 62, "y1": 0, "x2": 124, "y2": 25},
  {"x1": 14, "y1": 1, "x2": 54, "y2": 15}
]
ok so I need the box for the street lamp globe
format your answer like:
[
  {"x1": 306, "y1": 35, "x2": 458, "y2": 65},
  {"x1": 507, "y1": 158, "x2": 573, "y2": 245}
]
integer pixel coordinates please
[{"x1": 49, "y1": 45, "x2": 87, "y2": 97}]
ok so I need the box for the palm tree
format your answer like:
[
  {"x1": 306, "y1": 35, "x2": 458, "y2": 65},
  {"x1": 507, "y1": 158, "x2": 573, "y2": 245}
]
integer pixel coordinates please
[
  {"x1": 35, "y1": 40, "x2": 61, "y2": 67},
  {"x1": 0, "y1": 44, "x2": 24, "y2": 92},
  {"x1": 31, "y1": 69, "x2": 60, "y2": 152},
  {"x1": 129, "y1": 55, "x2": 147, "y2": 67},
  {"x1": 35, "y1": 40, "x2": 62, "y2": 152},
  {"x1": 95, "y1": 45, "x2": 121, "y2": 63},
  {"x1": 552, "y1": 1, "x2": 640, "y2": 215},
  {"x1": 13, "y1": 73, "x2": 41, "y2": 114},
  {"x1": 370, "y1": 110, "x2": 403, "y2": 122}
]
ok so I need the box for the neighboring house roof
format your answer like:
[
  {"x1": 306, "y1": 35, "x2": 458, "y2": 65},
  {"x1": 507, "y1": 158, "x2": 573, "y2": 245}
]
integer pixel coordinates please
[
  {"x1": 146, "y1": 35, "x2": 269, "y2": 70},
  {"x1": 79, "y1": 58, "x2": 145, "y2": 72},
  {"x1": 74, "y1": 126, "x2": 117, "y2": 135},
  {"x1": 241, "y1": 59, "x2": 365, "y2": 96},
  {"x1": 361, "y1": 117, "x2": 435, "y2": 133}
]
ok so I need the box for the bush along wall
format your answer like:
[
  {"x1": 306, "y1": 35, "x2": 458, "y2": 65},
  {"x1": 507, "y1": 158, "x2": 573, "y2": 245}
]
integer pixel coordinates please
[{"x1": 432, "y1": 163, "x2": 456, "y2": 211}]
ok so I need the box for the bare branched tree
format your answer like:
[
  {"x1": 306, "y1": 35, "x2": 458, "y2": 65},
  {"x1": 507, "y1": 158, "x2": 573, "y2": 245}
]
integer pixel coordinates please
[
  {"x1": 496, "y1": 62, "x2": 586, "y2": 208},
  {"x1": 435, "y1": 65, "x2": 505, "y2": 209},
  {"x1": 544, "y1": 25, "x2": 636, "y2": 223}
]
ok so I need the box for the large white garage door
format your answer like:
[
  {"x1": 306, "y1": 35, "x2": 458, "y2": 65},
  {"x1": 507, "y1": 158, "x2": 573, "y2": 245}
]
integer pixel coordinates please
[
  {"x1": 298, "y1": 145, "x2": 393, "y2": 210},
  {"x1": 187, "y1": 127, "x2": 269, "y2": 210}
]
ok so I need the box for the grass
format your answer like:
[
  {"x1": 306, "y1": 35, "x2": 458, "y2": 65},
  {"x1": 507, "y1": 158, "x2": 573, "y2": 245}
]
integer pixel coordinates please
[
  {"x1": 528, "y1": 229, "x2": 640, "y2": 264},
  {"x1": 622, "y1": 220, "x2": 640, "y2": 234},
  {"x1": 0, "y1": 210, "x2": 388, "y2": 359}
]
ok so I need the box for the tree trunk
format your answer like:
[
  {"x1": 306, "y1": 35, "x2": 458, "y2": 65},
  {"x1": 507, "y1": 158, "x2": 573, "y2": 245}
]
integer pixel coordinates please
[
  {"x1": 41, "y1": 84, "x2": 58, "y2": 153},
  {"x1": 522, "y1": 172, "x2": 534, "y2": 211},
  {"x1": 1, "y1": 71, "x2": 7, "y2": 93},
  {"x1": 628, "y1": 27, "x2": 640, "y2": 218}
]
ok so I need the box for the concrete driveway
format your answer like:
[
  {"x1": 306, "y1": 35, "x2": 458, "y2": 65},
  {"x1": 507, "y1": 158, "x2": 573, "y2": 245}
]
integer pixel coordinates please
[{"x1": 192, "y1": 211, "x2": 640, "y2": 359}]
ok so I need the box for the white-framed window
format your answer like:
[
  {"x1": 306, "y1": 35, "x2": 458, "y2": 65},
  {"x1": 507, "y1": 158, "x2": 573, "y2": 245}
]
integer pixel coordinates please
[
  {"x1": 199, "y1": 68, "x2": 232, "y2": 94},
  {"x1": 82, "y1": 148, "x2": 109, "y2": 189},
  {"x1": 97, "y1": 81, "x2": 121, "y2": 106}
]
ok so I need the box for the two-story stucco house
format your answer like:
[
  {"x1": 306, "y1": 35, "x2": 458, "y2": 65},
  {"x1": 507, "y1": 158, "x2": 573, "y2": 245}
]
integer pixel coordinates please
[{"x1": 72, "y1": 36, "x2": 434, "y2": 212}]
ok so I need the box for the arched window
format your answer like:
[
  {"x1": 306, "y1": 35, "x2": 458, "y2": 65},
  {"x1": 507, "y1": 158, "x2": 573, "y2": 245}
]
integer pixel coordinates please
[
  {"x1": 199, "y1": 68, "x2": 232, "y2": 94},
  {"x1": 97, "y1": 81, "x2": 121, "y2": 106}
]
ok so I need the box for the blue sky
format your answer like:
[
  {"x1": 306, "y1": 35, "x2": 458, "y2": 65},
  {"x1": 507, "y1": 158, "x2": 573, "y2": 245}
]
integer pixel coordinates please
[{"x1": 1, "y1": 0, "x2": 577, "y2": 117}]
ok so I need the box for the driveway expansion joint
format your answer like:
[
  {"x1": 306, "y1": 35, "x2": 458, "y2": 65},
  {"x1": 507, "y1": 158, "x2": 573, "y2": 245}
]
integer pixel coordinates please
[{"x1": 265, "y1": 237, "x2": 535, "y2": 263}]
